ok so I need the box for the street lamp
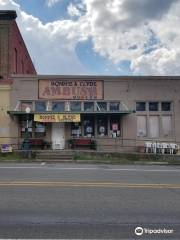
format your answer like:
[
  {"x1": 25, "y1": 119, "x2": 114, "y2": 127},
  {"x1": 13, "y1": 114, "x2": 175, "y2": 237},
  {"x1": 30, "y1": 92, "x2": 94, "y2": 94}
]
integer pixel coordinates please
[{"x1": 23, "y1": 107, "x2": 31, "y2": 152}]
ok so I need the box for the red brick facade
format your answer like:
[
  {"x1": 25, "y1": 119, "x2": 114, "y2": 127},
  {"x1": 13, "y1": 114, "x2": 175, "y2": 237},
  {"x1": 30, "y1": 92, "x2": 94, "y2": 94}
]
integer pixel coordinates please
[{"x1": 0, "y1": 11, "x2": 36, "y2": 84}]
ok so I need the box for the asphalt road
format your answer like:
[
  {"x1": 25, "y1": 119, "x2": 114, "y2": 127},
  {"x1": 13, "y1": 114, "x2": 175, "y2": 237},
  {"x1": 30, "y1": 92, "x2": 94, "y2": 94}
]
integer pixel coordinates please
[{"x1": 0, "y1": 163, "x2": 180, "y2": 239}]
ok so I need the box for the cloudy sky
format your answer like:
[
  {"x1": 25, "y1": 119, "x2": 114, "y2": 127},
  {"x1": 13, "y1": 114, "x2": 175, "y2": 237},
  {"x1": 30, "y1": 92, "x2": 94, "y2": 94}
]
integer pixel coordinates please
[{"x1": 0, "y1": 0, "x2": 180, "y2": 75}]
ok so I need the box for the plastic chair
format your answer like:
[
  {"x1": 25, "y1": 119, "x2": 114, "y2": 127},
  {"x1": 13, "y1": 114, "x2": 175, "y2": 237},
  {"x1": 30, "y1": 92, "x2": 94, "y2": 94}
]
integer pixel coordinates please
[
  {"x1": 161, "y1": 143, "x2": 169, "y2": 154},
  {"x1": 145, "y1": 142, "x2": 152, "y2": 153},
  {"x1": 156, "y1": 142, "x2": 163, "y2": 154}
]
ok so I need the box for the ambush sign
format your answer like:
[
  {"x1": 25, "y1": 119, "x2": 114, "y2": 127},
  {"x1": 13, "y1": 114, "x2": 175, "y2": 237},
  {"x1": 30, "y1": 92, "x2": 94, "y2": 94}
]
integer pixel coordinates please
[{"x1": 39, "y1": 79, "x2": 103, "y2": 100}]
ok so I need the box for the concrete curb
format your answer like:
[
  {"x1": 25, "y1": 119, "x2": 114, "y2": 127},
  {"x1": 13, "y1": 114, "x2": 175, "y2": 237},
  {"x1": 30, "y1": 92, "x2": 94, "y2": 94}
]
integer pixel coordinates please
[{"x1": 1, "y1": 159, "x2": 180, "y2": 165}]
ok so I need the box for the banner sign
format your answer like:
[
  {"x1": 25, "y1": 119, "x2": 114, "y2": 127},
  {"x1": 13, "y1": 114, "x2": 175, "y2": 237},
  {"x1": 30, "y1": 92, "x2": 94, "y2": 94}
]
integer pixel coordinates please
[
  {"x1": 34, "y1": 114, "x2": 81, "y2": 123},
  {"x1": 39, "y1": 79, "x2": 103, "y2": 100},
  {"x1": 1, "y1": 144, "x2": 13, "y2": 153}
]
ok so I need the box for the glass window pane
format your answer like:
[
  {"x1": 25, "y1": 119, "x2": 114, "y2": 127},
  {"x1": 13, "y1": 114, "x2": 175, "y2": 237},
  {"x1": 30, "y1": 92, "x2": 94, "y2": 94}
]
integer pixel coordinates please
[
  {"x1": 136, "y1": 102, "x2": 146, "y2": 111},
  {"x1": 110, "y1": 102, "x2": 120, "y2": 111},
  {"x1": 20, "y1": 120, "x2": 32, "y2": 138},
  {"x1": 162, "y1": 116, "x2": 172, "y2": 137},
  {"x1": 96, "y1": 102, "x2": 107, "y2": 111},
  {"x1": 149, "y1": 102, "x2": 159, "y2": 111},
  {"x1": 83, "y1": 116, "x2": 95, "y2": 137},
  {"x1": 137, "y1": 116, "x2": 147, "y2": 137},
  {"x1": 35, "y1": 102, "x2": 46, "y2": 112},
  {"x1": 84, "y1": 102, "x2": 94, "y2": 111},
  {"x1": 161, "y1": 102, "x2": 171, "y2": 111},
  {"x1": 35, "y1": 123, "x2": 46, "y2": 137},
  {"x1": 71, "y1": 123, "x2": 82, "y2": 138},
  {"x1": 52, "y1": 102, "x2": 65, "y2": 112},
  {"x1": 70, "y1": 102, "x2": 81, "y2": 112},
  {"x1": 97, "y1": 115, "x2": 108, "y2": 136},
  {"x1": 149, "y1": 116, "x2": 159, "y2": 138},
  {"x1": 21, "y1": 102, "x2": 33, "y2": 111},
  {"x1": 110, "y1": 115, "x2": 120, "y2": 137}
]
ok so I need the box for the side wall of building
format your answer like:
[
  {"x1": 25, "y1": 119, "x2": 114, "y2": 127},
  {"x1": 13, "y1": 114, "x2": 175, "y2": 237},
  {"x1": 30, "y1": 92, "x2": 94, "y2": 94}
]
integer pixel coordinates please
[
  {"x1": 0, "y1": 12, "x2": 36, "y2": 147},
  {"x1": 9, "y1": 20, "x2": 36, "y2": 75},
  {"x1": 0, "y1": 19, "x2": 10, "y2": 80}
]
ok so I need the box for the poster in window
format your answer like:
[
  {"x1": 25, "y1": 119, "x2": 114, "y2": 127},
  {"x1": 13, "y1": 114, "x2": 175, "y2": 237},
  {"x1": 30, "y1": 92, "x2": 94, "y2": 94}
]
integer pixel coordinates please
[{"x1": 112, "y1": 123, "x2": 118, "y2": 131}]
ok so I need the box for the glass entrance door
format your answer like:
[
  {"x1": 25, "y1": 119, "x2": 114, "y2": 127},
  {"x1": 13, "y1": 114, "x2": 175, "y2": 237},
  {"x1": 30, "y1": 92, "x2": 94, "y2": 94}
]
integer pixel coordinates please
[{"x1": 51, "y1": 123, "x2": 65, "y2": 150}]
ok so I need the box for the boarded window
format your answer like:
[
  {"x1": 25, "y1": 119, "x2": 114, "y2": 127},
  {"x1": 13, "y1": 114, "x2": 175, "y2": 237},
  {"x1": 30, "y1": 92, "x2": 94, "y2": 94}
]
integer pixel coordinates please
[
  {"x1": 137, "y1": 116, "x2": 147, "y2": 137},
  {"x1": 162, "y1": 116, "x2": 172, "y2": 137},
  {"x1": 149, "y1": 116, "x2": 159, "y2": 138}
]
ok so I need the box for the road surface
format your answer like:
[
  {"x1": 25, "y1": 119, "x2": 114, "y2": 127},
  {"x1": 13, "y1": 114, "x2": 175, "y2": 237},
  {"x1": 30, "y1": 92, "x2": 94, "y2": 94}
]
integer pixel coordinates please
[{"x1": 0, "y1": 163, "x2": 180, "y2": 239}]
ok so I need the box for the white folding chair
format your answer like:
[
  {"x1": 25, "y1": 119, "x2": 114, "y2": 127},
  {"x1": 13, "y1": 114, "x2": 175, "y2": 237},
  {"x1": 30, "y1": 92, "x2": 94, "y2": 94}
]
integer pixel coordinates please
[
  {"x1": 156, "y1": 142, "x2": 163, "y2": 154},
  {"x1": 169, "y1": 143, "x2": 179, "y2": 154},
  {"x1": 161, "y1": 143, "x2": 169, "y2": 154},
  {"x1": 152, "y1": 142, "x2": 157, "y2": 154},
  {"x1": 145, "y1": 142, "x2": 152, "y2": 153}
]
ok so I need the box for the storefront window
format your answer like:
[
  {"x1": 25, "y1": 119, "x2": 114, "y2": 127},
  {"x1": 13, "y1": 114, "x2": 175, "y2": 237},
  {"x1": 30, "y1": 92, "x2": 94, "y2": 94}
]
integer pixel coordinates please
[
  {"x1": 110, "y1": 102, "x2": 120, "y2": 111},
  {"x1": 70, "y1": 102, "x2": 81, "y2": 112},
  {"x1": 35, "y1": 122, "x2": 46, "y2": 138},
  {"x1": 96, "y1": 102, "x2": 107, "y2": 111},
  {"x1": 84, "y1": 102, "x2": 94, "y2": 111},
  {"x1": 71, "y1": 123, "x2": 82, "y2": 138},
  {"x1": 35, "y1": 102, "x2": 46, "y2": 112},
  {"x1": 97, "y1": 116, "x2": 108, "y2": 137},
  {"x1": 20, "y1": 120, "x2": 32, "y2": 138},
  {"x1": 52, "y1": 102, "x2": 65, "y2": 112},
  {"x1": 110, "y1": 115, "x2": 120, "y2": 137},
  {"x1": 21, "y1": 102, "x2": 33, "y2": 111},
  {"x1": 83, "y1": 116, "x2": 95, "y2": 137}
]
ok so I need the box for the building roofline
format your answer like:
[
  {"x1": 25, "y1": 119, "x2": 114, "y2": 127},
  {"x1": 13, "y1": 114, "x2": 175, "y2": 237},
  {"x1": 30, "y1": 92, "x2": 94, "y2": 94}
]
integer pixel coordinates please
[
  {"x1": 0, "y1": 10, "x2": 17, "y2": 20},
  {"x1": 11, "y1": 74, "x2": 180, "y2": 80}
]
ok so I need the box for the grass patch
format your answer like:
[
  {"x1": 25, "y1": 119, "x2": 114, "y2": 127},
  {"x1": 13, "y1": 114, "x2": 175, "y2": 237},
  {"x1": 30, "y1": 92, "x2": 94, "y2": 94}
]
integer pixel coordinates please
[
  {"x1": 0, "y1": 151, "x2": 36, "y2": 161},
  {"x1": 74, "y1": 152, "x2": 180, "y2": 164}
]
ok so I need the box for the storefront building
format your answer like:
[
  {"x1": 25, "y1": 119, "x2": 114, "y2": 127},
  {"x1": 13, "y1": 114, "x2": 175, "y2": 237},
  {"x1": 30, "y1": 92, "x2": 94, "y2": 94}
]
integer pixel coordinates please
[
  {"x1": 6, "y1": 75, "x2": 180, "y2": 151},
  {"x1": 1, "y1": 10, "x2": 180, "y2": 152}
]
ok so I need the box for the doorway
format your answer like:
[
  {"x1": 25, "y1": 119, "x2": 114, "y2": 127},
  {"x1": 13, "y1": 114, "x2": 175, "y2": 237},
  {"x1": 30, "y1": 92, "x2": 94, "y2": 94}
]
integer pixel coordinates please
[{"x1": 51, "y1": 123, "x2": 65, "y2": 150}]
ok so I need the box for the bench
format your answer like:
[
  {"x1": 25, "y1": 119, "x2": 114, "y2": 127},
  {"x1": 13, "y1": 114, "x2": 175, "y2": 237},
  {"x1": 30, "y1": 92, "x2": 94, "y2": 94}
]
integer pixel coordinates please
[
  {"x1": 74, "y1": 138, "x2": 91, "y2": 148},
  {"x1": 29, "y1": 138, "x2": 45, "y2": 150},
  {"x1": 68, "y1": 138, "x2": 96, "y2": 150}
]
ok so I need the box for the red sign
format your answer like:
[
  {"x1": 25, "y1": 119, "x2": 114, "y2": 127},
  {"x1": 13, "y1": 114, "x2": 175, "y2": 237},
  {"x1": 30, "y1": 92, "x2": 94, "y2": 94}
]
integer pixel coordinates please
[{"x1": 39, "y1": 80, "x2": 103, "y2": 100}]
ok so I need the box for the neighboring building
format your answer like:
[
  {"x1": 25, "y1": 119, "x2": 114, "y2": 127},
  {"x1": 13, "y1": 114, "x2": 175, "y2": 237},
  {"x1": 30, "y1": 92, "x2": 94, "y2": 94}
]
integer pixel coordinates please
[
  {"x1": 0, "y1": 10, "x2": 180, "y2": 151},
  {"x1": 0, "y1": 10, "x2": 36, "y2": 81},
  {"x1": 0, "y1": 10, "x2": 36, "y2": 146}
]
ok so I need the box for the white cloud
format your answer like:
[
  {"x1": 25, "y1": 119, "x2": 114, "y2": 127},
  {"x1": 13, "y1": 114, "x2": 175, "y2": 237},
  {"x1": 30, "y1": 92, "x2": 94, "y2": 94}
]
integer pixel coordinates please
[
  {"x1": 1, "y1": 0, "x2": 180, "y2": 75},
  {"x1": 80, "y1": 0, "x2": 180, "y2": 75},
  {"x1": 67, "y1": 3, "x2": 81, "y2": 17},
  {"x1": 0, "y1": 0, "x2": 89, "y2": 74},
  {"x1": 46, "y1": 0, "x2": 60, "y2": 7}
]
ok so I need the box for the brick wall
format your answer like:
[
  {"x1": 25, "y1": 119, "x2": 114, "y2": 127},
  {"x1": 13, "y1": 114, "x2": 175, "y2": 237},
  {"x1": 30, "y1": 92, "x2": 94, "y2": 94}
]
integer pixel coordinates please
[
  {"x1": 0, "y1": 20, "x2": 10, "y2": 81},
  {"x1": 0, "y1": 11, "x2": 36, "y2": 84},
  {"x1": 9, "y1": 20, "x2": 36, "y2": 75}
]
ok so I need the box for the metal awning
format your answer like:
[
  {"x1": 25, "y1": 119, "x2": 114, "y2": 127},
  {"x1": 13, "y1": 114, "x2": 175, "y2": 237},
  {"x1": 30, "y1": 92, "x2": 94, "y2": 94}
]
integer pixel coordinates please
[{"x1": 7, "y1": 110, "x2": 134, "y2": 116}]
